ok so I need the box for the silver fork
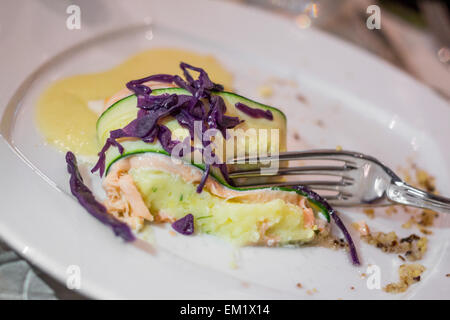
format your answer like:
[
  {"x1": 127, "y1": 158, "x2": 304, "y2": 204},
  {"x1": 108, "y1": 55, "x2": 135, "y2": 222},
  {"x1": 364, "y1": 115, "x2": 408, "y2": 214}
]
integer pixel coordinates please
[{"x1": 229, "y1": 149, "x2": 450, "y2": 213}]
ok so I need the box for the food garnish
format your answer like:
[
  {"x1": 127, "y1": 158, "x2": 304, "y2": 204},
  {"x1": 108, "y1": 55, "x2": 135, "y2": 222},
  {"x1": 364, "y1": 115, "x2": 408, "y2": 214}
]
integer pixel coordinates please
[
  {"x1": 66, "y1": 151, "x2": 135, "y2": 242},
  {"x1": 172, "y1": 213, "x2": 195, "y2": 235},
  {"x1": 235, "y1": 102, "x2": 273, "y2": 120}
]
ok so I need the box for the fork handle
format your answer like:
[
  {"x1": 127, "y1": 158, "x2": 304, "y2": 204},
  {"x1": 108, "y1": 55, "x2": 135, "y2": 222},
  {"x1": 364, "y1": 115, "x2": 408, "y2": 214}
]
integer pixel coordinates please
[{"x1": 387, "y1": 181, "x2": 450, "y2": 214}]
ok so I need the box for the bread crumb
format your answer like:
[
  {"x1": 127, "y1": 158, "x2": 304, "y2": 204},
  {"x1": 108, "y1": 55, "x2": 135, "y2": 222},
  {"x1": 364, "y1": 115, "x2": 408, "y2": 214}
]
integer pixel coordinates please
[
  {"x1": 350, "y1": 286, "x2": 355, "y2": 290},
  {"x1": 315, "y1": 119, "x2": 325, "y2": 128},
  {"x1": 361, "y1": 231, "x2": 427, "y2": 261},
  {"x1": 258, "y1": 85, "x2": 273, "y2": 98},
  {"x1": 385, "y1": 206, "x2": 398, "y2": 216},
  {"x1": 446, "y1": 274, "x2": 450, "y2": 277},
  {"x1": 418, "y1": 209, "x2": 439, "y2": 227},
  {"x1": 402, "y1": 209, "x2": 438, "y2": 231},
  {"x1": 402, "y1": 217, "x2": 415, "y2": 229},
  {"x1": 384, "y1": 264, "x2": 425, "y2": 293},
  {"x1": 352, "y1": 221, "x2": 370, "y2": 236},
  {"x1": 363, "y1": 208, "x2": 375, "y2": 219},
  {"x1": 296, "y1": 283, "x2": 303, "y2": 289},
  {"x1": 416, "y1": 169, "x2": 436, "y2": 192},
  {"x1": 169, "y1": 230, "x2": 177, "y2": 236},
  {"x1": 420, "y1": 228, "x2": 433, "y2": 235},
  {"x1": 293, "y1": 132, "x2": 301, "y2": 141},
  {"x1": 296, "y1": 94, "x2": 308, "y2": 104}
]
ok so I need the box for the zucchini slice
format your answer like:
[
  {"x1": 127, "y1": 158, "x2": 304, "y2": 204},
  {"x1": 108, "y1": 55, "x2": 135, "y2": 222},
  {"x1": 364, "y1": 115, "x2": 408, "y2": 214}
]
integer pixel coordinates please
[{"x1": 97, "y1": 88, "x2": 287, "y2": 182}]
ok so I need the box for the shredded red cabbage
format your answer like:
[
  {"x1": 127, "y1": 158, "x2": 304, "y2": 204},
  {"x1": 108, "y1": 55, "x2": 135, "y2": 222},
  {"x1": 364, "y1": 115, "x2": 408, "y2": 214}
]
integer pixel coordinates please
[
  {"x1": 292, "y1": 185, "x2": 360, "y2": 266},
  {"x1": 171, "y1": 213, "x2": 194, "y2": 235},
  {"x1": 90, "y1": 137, "x2": 124, "y2": 178},
  {"x1": 235, "y1": 102, "x2": 273, "y2": 120},
  {"x1": 207, "y1": 95, "x2": 243, "y2": 137},
  {"x1": 66, "y1": 151, "x2": 135, "y2": 242},
  {"x1": 196, "y1": 164, "x2": 211, "y2": 193},
  {"x1": 126, "y1": 74, "x2": 175, "y2": 100},
  {"x1": 157, "y1": 124, "x2": 182, "y2": 154},
  {"x1": 92, "y1": 62, "x2": 240, "y2": 193}
]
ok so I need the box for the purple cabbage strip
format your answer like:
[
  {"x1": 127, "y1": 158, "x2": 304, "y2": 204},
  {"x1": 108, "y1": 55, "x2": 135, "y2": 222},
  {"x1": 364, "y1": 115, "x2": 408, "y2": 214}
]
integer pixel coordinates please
[
  {"x1": 91, "y1": 137, "x2": 124, "y2": 177},
  {"x1": 331, "y1": 212, "x2": 360, "y2": 266},
  {"x1": 157, "y1": 124, "x2": 182, "y2": 154},
  {"x1": 196, "y1": 164, "x2": 211, "y2": 193},
  {"x1": 235, "y1": 102, "x2": 273, "y2": 120},
  {"x1": 126, "y1": 74, "x2": 175, "y2": 99},
  {"x1": 292, "y1": 185, "x2": 360, "y2": 266},
  {"x1": 66, "y1": 151, "x2": 135, "y2": 242},
  {"x1": 171, "y1": 213, "x2": 195, "y2": 235},
  {"x1": 175, "y1": 109, "x2": 199, "y2": 139},
  {"x1": 207, "y1": 95, "x2": 243, "y2": 137},
  {"x1": 179, "y1": 62, "x2": 224, "y2": 93}
]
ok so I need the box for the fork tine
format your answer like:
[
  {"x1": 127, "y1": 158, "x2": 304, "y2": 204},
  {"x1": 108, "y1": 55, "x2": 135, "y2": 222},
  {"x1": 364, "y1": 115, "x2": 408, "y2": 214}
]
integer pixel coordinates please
[
  {"x1": 229, "y1": 150, "x2": 361, "y2": 165},
  {"x1": 234, "y1": 177, "x2": 354, "y2": 188},
  {"x1": 228, "y1": 165, "x2": 357, "y2": 178},
  {"x1": 234, "y1": 180, "x2": 354, "y2": 201},
  {"x1": 322, "y1": 192, "x2": 353, "y2": 201}
]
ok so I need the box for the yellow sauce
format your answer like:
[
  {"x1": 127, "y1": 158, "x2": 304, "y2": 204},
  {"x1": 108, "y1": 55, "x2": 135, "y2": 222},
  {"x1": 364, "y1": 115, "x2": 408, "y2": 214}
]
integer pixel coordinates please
[{"x1": 36, "y1": 48, "x2": 233, "y2": 158}]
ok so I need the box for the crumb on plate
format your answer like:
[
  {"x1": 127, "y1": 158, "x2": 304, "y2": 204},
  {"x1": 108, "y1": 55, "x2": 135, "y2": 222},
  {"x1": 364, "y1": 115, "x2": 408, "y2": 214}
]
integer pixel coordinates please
[
  {"x1": 385, "y1": 206, "x2": 398, "y2": 216},
  {"x1": 384, "y1": 264, "x2": 425, "y2": 294},
  {"x1": 415, "y1": 169, "x2": 436, "y2": 193},
  {"x1": 314, "y1": 119, "x2": 324, "y2": 128},
  {"x1": 361, "y1": 231, "x2": 427, "y2": 261},
  {"x1": 363, "y1": 208, "x2": 375, "y2": 219},
  {"x1": 258, "y1": 85, "x2": 273, "y2": 98},
  {"x1": 401, "y1": 209, "x2": 438, "y2": 232},
  {"x1": 296, "y1": 94, "x2": 308, "y2": 104},
  {"x1": 352, "y1": 221, "x2": 370, "y2": 236}
]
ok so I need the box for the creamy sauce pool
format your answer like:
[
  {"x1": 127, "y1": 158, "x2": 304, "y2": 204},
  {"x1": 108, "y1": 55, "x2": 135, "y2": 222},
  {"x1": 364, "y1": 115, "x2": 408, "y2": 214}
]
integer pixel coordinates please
[{"x1": 36, "y1": 48, "x2": 233, "y2": 157}]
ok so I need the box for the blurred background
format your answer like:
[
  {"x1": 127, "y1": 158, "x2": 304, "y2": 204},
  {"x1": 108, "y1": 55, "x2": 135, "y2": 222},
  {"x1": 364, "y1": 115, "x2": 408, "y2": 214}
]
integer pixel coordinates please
[
  {"x1": 229, "y1": 0, "x2": 450, "y2": 99},
  {"x1": 0, "y1": 0, "x2": 449, "y2": 300}
]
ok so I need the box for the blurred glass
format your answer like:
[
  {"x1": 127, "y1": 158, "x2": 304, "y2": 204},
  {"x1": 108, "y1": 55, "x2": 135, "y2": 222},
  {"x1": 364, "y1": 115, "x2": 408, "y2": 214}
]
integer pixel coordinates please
[{"x1": 242, "y1": 0, "x2": 348, "y2": 27}]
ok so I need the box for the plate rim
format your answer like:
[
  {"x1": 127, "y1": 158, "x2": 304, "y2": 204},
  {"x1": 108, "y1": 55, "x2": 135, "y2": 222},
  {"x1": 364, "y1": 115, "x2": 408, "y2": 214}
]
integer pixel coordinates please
[{"x1": 0, "y1": 0, "x2": 449, "y2": 299}]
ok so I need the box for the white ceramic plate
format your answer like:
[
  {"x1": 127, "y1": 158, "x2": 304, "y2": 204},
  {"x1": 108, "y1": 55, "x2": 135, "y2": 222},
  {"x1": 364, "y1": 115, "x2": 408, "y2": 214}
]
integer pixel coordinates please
[{"x1": 0, "y1": 0, "x2": 449, "y2": 299}]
